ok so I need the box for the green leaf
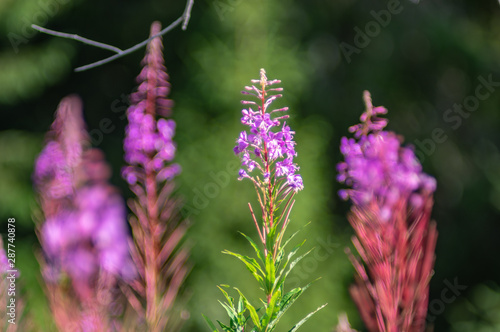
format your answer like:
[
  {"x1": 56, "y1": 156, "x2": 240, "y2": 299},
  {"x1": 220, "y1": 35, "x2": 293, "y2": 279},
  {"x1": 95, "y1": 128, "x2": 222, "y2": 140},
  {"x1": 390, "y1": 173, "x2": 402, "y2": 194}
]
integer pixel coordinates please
[
  {"x1": 280, "y1": 222, "x2": 310, "y2": 251},
  {"x1": 223, "y1": 250, "x2": 264, "y2": 285},
  {"x1": 265, "y1": 253, "x2": 276, "y2": 293},
  {"x1": 267, "y1": 288, "x2": 303, "y2": 330},
  {"x1": 218, "y1": 285, "x2": 235, "y2": 307},
  {"x1": 217, "y1": 320, "x2": 235, "y2": 332},
  {"x1": 216, "y1": 286, "x2": 248, "y2": 330},
  {"x1": 237, "y1": 295, "x2": 244, "y2": 314},
  {"x1": 235, "y1": 288, "x2": 262, "y2": 331},
  {"x1": 202, "y1": 314, "x2": 220, "y2": 332},
  {"x1": 274, "y1": 240, "x2": 307, "y2": 290},
  {"x1": 266, "y1": 225, "x2": 277, "y2": 253},
  {"x1": 267, "y1": 281, "x2": 318, "y2": 330},
  {"x1": 261, "y1": 289, "x2": 281, "y2": 328},
  {"x1": 275, "y1": 247, "x2": 285, "y2": 268},
  {"x1": 240, "y1": 232, "x2": 264, "y2": 263},
  {"x1": 281, "y1": 287, "x2": 302, "y2": 304},
  {"x1": 219, "y1": 301, "x2": 238, "y2": 325},
  {"x1": 287, "y1": 303, "x2": 327, "y2": 332},
  {"x1": 282, "y1": 248, "x2": 313, "y2": 283}
]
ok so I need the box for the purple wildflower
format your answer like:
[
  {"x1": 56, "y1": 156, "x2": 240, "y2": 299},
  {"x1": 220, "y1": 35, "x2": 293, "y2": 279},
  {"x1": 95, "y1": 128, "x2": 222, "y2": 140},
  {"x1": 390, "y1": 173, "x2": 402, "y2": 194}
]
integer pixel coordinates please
[
  {"x1": 34, "y1": 100, "x2": 134, "y2": 281},
  {"x1": 206, "y1": 70, "x2": 323, "y2": 332},
  {"x1": 234, "y1": 68, "x2": 303, "y2": 192},
  {"x1": 122, "y1": 21, "x2": 188, "y2": 332},
  {"x1": 337, "y1": 91, "x2": 436, "y2": 221},
  {"x1": 33, "y1": 95, "x2": 134, "y2": 331},
  {"x1": 122, "y1": 22, "x2": 179, "y2": 185},
  {"x1": 233, "y1": 69, "x2": 305, "y2": 254},
  {"x1": 337, "y1": 91, "x2": 438, "y2": 332},
  {"x1": 41, "y1": 174, "x2": 134, "y2": 281}
]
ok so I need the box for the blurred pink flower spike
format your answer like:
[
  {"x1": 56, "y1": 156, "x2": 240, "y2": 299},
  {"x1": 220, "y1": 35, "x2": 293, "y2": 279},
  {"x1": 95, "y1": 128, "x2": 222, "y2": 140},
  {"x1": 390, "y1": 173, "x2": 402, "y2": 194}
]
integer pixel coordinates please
[
  {"x1": 33, "y1": 95, "x2": 135, "y2": 331},
  {"x1": 337, "y1": 91, "x2": 438, "y2": 332},
  {"x1": 122, "y1": 21, "x2": 189, "y2": 332}
]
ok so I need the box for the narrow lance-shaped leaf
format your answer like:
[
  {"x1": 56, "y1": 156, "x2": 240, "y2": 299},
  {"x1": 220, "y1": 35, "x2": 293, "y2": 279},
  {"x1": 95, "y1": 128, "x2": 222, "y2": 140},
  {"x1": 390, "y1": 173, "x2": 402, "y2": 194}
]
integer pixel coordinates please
[
  {"x1": 287, "y1": 303, "x2": 328, "y2": 332},
  {"x1": 203, "y1": 314, "x2": 220, "y2": 332},
  {"x1": 235, "y1": 288, "x2": 261, "y2": 330},
  {"x1": 222, "y1": 250, "x2": 264, "y2": 285}
]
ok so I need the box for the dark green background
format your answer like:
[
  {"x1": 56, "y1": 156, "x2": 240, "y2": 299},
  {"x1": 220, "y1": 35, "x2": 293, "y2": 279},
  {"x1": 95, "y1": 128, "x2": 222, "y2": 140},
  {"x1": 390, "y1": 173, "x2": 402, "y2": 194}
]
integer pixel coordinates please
[{"x1": 1, "y1": 0, "x2": 500, "y2": 331}]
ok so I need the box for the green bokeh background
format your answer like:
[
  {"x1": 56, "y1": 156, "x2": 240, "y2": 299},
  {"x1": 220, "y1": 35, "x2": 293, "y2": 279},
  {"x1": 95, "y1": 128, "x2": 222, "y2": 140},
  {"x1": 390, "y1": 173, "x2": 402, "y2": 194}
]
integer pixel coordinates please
[{"x1": 1, "y1": 0, "x2": 500, "y2": 331}]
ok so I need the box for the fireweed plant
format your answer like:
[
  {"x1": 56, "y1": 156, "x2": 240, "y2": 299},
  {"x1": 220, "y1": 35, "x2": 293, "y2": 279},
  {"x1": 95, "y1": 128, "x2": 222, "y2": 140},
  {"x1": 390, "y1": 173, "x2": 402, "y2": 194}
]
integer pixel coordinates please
[
  {"x1": 337, "y1": 91, "x2": 438, "y2": 332},
  {"x1": 204, "y1": 69, "x2": 326, "y2": 332},
  {"x1": 121, "y1": 22, "x2": 188, "y2": 332},
  {"x1": 31, "y1": 22, "x2": 188, "y2": 331},
  {"x1": 33, "y1": 96, "x2": 135, "y2": 331}
]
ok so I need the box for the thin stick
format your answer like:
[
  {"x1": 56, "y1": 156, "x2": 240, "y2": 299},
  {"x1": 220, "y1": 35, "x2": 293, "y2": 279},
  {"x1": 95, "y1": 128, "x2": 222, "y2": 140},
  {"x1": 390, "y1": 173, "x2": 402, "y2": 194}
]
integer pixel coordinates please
[
  {"x1": 75, "y1": 16, "x2": 183, "y2": 72},
  {"x1": 182, "y1": 0, "x2": 194, "y2": 30},
  {"x1": 30, "y1": 25, "x2": 123, "y2": 53},
  {"x1": 31, "y1": 0, "x2": 194, "y2": 72}
]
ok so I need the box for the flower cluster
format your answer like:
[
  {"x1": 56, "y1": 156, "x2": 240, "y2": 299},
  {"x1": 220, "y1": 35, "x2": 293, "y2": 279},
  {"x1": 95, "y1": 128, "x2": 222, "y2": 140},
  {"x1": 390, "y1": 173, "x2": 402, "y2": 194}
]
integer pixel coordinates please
[
  {"x1": 234, "y1": 69, "x2": 303, "y2": 192},
  {"x1": 121, "y1": 22, "x2": 188, "y2": 332},
  {"x1": 33, "y1": 96, "x2": 134, "y2": 282},
  {"x1": 122, "y1": 23, "x2": 179, "y2": 185},
  {"x1": 337, "y1": 91, "x2": 438, "y2": 332},
  {"x1": 337, "y1": 91, "x2": 436, "y2": 220},
  {"x1": 205, "y1": 69, "x2": 324, "y2": 332},
  {"x1": 42, "y1": 151, "x2": 135, "y2": 281},
  {"x1": 33, "y1": 141, "x2": 74, "y2": 200}
]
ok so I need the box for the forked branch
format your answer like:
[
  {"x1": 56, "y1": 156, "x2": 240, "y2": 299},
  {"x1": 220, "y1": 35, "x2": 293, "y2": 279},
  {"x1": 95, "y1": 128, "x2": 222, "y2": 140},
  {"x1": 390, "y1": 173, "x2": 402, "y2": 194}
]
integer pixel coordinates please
[{"x1": 31, "y1": 0, "x2": 194, "y2": 72}]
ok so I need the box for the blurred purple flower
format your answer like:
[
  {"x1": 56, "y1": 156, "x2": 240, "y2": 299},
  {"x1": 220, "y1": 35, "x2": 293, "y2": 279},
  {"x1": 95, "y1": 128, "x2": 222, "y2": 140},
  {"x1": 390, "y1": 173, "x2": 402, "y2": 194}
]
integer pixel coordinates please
[
  {"x1": 41, "y1": 181, "x2": 135, "y2": 281},
  {"x1": 337, "y1": 91, "x2": 438, "y2": 332},
  {"x1": 33, "y1": 141, "x2": 73, "y2": 199},
  {"x1": 33, "y1": 98, "x2": 135, "y2": 282},
  {"x1": 122, "y1": 22, "x2": 179, "y2": 185},
  {"x1": 337, "y1": 91, "x2": 436, "y2": 221},
  {"x1": 121, "y1": 21, "x2": 188, "y2": 332},
  {"x1": 33, "y1": 95, "x2": 135, "y2": 331}
]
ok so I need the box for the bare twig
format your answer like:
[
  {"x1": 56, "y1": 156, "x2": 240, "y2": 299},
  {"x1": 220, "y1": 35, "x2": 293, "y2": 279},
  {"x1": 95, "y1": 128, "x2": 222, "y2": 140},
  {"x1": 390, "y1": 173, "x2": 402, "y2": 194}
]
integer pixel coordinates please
[
  {"x1": 29, "y1": 25, "x2": 123, "y2": 53},
  {"x1": 31, "y1": 0, "x2": 194, "y2": 72},
  {"x1": 182, "y1": 0, "x2": 194, "y2": 30},
  {"x1": 74, "y1": 16, "x2": 184, "y2": 72}
]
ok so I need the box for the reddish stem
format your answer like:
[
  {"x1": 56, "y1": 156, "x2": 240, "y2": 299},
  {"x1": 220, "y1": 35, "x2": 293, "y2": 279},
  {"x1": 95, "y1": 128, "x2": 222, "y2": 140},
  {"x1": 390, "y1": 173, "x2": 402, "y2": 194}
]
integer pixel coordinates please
[
  {"x1": 260, "y1": 79, "x2": 275, "y2": 307},
  {"x1": 261, "y1": 83, "x2": 274, "y2": 237},
  {"x1": 144, "y1": 67, "x2": 160, "y2": 331}
]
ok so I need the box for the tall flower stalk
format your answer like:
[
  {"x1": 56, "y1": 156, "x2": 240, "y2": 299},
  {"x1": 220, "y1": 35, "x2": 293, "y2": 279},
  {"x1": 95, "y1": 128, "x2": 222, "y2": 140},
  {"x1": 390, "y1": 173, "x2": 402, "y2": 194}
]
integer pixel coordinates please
[
  {"x1": 337, "y1": 91, "x2": 438, "y2": 332},
  {"x1": 33, "y1": 95, "x2": 134, "y2": 331},
  {"x1": 122, "y1": 21, "x2": 188, "y2": 332},
  {"x1": 204, "y1": 69, "x2": 325, "y2": 332}
]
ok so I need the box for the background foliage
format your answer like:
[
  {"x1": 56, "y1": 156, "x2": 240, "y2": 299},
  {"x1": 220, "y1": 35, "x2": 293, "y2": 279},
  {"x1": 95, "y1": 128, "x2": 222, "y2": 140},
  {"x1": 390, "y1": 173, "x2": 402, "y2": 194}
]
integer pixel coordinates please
[{"x1": 1, "y1": 0, "x2": 499, "y2": 331}]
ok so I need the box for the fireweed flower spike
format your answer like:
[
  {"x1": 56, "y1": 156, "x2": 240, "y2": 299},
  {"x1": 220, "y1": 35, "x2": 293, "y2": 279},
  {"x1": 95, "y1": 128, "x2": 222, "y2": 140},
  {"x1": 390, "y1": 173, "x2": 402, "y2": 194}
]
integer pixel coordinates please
[
  {"x1": 337, "y1": 91, "x2": 438, "y2": 332},
  {"x1": 122, "y1": 21, "x2": 188, "y2": 332},
  {"x1": 33, "y1": 95, "x2": 135, "y2": 331},
  {"x1": 204, "y1": 69, "x2": 325, "y2": 332}
]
